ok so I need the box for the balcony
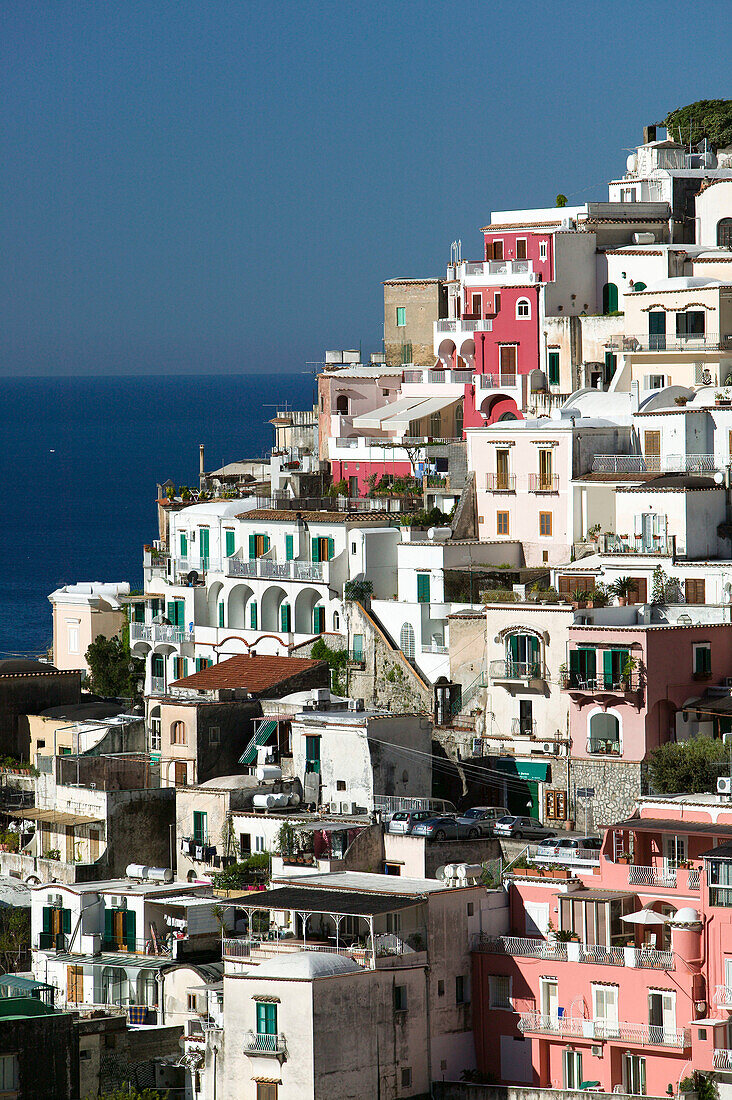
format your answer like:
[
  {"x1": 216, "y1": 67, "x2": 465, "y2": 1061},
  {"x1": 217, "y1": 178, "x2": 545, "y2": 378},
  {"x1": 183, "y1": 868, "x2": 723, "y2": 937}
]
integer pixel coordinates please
[
  {"x1": 489, "y1": 660, "x2": 545, "y2": 683},
  {"x1": 449, "y1": 259, "x2": 539, "y2": 285},
  {"x1": 528, "y1": 474, "x2": 559, "y2": 493},
  {"x1": 714, "y1": 985, "x2": 732, "y2": 1007},
  {"x1": 601, "y1": 533, "x2": 676, "y2": 557},
  {"x1": 592, "y1": 453, "x2": 718, "y2": 474},
  {"x1": 562, "y1": 671, "x2": 642, "y2": 696},
  {"x1": 486, "y1": 473, "x2": 516, "y2": 492},
  {"x1": 435, "y1": 318, "x2": 493, "y2": 335},
  {"x1": 475, "y1": 372, "x2": 517, "y2": 391},
  {"x1": 227, "y1": 558, "x2": 324, "y2": 582},
  {"x1": 473, "y1": 934, "x2": 673, "y2": 970},
  {"x1": 518, "y1": 1011, "x2": 689, "y2": 1048},
  {"x1": 243, "y1": 1031, "x2": 287, "y2": 1057},
  {"x1": 609, "y1": 332, "x2": 728, "y2": 353},
  {"x1": 510, "y1": 718, "x2": 537, "y2": 738},
  {"x1": 130, "y1": 622, "x2": 194, "y2": 644},
  {"x1": 714, "y1": 1049, "x2": 732, "y2": 1070}
]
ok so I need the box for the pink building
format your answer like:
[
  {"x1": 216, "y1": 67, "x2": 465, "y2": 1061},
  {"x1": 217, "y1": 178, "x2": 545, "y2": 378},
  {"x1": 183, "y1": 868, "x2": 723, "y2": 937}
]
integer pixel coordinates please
[{"x1": 472, "y1": 795, "x2": 732, "y2": 1093}]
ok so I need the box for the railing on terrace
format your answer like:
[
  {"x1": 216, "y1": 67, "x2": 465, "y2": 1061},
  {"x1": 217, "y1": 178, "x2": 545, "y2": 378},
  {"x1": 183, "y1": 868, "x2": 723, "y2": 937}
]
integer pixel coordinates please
[
  {"x1": 518, "y1": 1011, "x2": 689, "y2": 1048},
  {"x1": 130, "y1": 622, "x2": 194, "y2": 644},
  {"x1": 435, "y1": 318, "x2": 493, "y2": 333},
  {"x1": 428, "y1": 370, "x2": 446, "y2": 383},
  {"x1": 510, "y1": 718, "x2": 537, "y2": 738},
  {"x1": 628, "y1": 864, "x2": 677, "y2": 887},
  {"x1": 714, "y1": 985, "x2": 732, "y2": 1007},
  {"x1": 562, "y1": 671, "x2": 642, "y2": 694},
  {"x1": 335, "y1": 436, "x2": 359, "y2": 448},
  {"x1": 528, "y1": 474, "x2": 560, "y2": 492},
  {"x1": 714, "y1": 1049, "x2": 732, "y2": 1070},
  {"x1": 100, "y1": 936, "x2": 172, "y2": 956},
  {"x1": 421, "y1": 643, "x2": 448, "y2": 655},
  {"x1": 476, "y1": 373, "x2": 517, "y2": 390},
  {"x1": 222, "y1": 937, "x2": 372, "y2": 967},
  {"x1": 609, "y1": 332, "x2": 727, "y2": 352},
  {"x1": 243, "y1": 1031, "x2": 287, "y2": 1055},
  {"x1": 486, "y1": 473, "x2": 516, "y2": 492},
  {"x1": 472, "y1": 935, "x2": 672, "y2": 970},
  {"x1": 592, "y1": 453, "x2": 718, "y2": 474},
  {"x1": 227, "y1": 558, "x2": 324, "y2": 582},
  {"x1": 602, "y1": 533, "x2": 676, "y2": 556},
  {"x1": 489, "y1": 660, "x2": 544, "y2": 681}
]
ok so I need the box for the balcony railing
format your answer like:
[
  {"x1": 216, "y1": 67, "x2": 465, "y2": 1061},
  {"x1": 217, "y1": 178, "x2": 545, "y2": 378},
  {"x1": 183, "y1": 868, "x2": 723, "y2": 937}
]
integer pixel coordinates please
[
  {"x1": 100, "y1": 936, "x2": 172, "y2": 957},
  {"x1": 510, "y1": 718, "x2": 537, "y2": 738},
  {"x1": 227, "y1": 558, "x2": 324, "y2": 582},
  {"x1": 592, "y1": 453, "x2": 718, "y2": 474},
  {"x1": 476, "y1": 372, "x2": 517, "y2": 390},
  {"x1": 602, "y1": 533, "x2": 676, "y2": 556},
  {"x1": 528, "y1": 474, "x2": 559, "y2": 492},
  {"x1": 421, "y1": 643, "x2": 448, "y2": 655},
  {"x1": 714, "y1": 1049, "x2": 732, "y2": 1070},
  {"x1": 489, "y1": 660, "x2": 544, "y2": 682},
  {"x1": 628, "y1": 864, "x2": 677, "y2": 887},
  {"x1": 335, "y1": 436, "x2": 359, "y2": 448},
  {"x1": 562, "y1": 672, "x2": 642, "y2": 695},
  {"x1": 473, "y1": 935, "x2": 673, "y2": 970},
  {"x1": 518, "y1": 1011, "x2": 689, "y2": 1048},
  {"x1": 609, "y1": 332, "x2": 727, "y2": 353},
  {"x1": 486, "y1": 473, "x2": 516, "y2": 492},
  {"x1": 244, "y1": 1031, "x2": 287, "y2": 1056},
  {"x1": 130, "y1": 622, "x2": 194, "y2": 644},
  {"x1": 435, "y1": 318, "x2": 493, "y2": 333},
  {"x1": 714, "y1": 985, "x2": 732, "y2": 1007}
]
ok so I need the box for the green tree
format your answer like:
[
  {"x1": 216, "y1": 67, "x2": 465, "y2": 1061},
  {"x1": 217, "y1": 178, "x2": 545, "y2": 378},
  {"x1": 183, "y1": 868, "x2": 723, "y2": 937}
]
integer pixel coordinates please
[
  {"x1": 213, "y1": 853, "x2": 270, "y2": 891},
  {"x1": 0, "y1": 909, "x2": 29, "y2": 971},
  {"x1": 555, "y1": 194, "x2": 568, "y2": 208},
  {"x1": 664, "y1": 99, "x2": 732, "y2": 149},
  {"x1": 88, "y1": 1091, "x2": 169, "y2": 1100},
  {"x1": 649, "y1": 737, "x2": 728, "y2": 795},
  {"x1": 85, "y1": 634, "x2": 145, "y2": 701},
  {"x1": 310, "y1": 637, "x2": 348, "y2": 694}
]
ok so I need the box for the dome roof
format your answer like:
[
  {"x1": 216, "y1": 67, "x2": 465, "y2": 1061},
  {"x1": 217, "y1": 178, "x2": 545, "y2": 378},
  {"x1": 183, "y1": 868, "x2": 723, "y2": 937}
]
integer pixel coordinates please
[
  {"x1": 645, "y1": 275, "x2": 722, "y2": 292},
  {"x1": 251, "y1": 951, "x2": 362, "y2": 980},
  {"x1": 670, "y1": 907, "x2": 701, "y2": 925}
]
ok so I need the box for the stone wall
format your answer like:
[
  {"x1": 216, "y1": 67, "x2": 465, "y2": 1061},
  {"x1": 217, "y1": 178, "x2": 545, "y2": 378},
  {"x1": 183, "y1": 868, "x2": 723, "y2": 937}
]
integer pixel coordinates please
[
  {"x1": 1, "y1": 670, "x2": 82, "y2": 757},
  {"x1": 383, "y1": 279, "x2": 446, "y2": 367},
  {"x1": 433, "y1": 1086, "x2": 666, "y2": 1100},
  {"x1": 568, "y1": 758, "x2": 645, "y2": 829},
  {"x1": 346, "y1": 601, "x2": 432, "y2": 714},
  {"x1": 0, "y1": 1010, "x2": 78, "y2": 1099},
  {"x1": 106, "y1": 787, "x2": 176, "y2": 876}
]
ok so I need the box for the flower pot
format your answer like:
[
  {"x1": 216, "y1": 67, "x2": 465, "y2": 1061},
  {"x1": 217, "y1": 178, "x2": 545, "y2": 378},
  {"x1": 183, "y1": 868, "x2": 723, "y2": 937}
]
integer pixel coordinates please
[{"x1": 617, "y1": 596, "x2": 628, "y2": 606}]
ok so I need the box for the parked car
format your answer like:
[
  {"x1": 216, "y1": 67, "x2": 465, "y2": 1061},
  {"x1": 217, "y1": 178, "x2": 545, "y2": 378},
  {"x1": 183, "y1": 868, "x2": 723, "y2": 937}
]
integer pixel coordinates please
[
  {"x1": 387, "y1": 810, "x2": 435, "y2": 835},
  {"x1": 456, "y1": 806, "x2": 509, "y2": 836},
  {"x1": 410, "y1": 815, "x2": 481, "y2": 841},
  {"x1": 552, "y1": 836, "x2": 602, "y2": 861},
  {"x1": 493, "y1": 815, "x2": 556, "y2": 840},
  {"x1": 534, "y1": 835, "x2": 562, "y2": 858}
]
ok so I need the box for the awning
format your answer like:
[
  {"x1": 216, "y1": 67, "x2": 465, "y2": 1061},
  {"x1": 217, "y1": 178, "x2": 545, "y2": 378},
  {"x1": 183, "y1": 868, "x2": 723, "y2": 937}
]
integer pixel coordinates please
[
  {"x1": 352, "y1": 396, "x2": 424, "y2": 430},
  {"x1": 5, "y1": 809, "x2": 102, "y2": 828},
  {"x1": 493, "y1": 759, "x2": 550, "y2": 782},
  {"x1": 380, "y1": 394, "x2": 459, "y2": 430},
  {"x1": 681, "y1": 695, "x2": 732, "y2": 715},
  {"x1": 239, "y1": 720, "x2": 278, "y2": 765},
  {"x1": 609, "y1": 816, "x2": 732, "y2": 837}
]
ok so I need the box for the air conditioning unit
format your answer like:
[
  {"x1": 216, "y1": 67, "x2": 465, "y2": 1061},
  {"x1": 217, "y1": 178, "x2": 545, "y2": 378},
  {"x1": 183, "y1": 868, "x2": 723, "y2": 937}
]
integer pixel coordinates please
[
  {"x1": 49, "y1": 893, "x2": 64, "y2": 907},
  {"x1": 348, "y1": 698, "x2": 365, "y2": 712},
  {"x1": 543, "y1": 743, "x2": 553, "y2": 754},
  {"x1": 340, "y1": 802, "x2": 350, "y2": 814},
  {"x1": 108, "y1": 895, "x2": 127, "y2": 910},
  {"x1": 591, "y1": 1044, "x2": 603, "y2": 1058},
  {"x1": 718, "y1": 777, "x2": 732, "y2": 795}
]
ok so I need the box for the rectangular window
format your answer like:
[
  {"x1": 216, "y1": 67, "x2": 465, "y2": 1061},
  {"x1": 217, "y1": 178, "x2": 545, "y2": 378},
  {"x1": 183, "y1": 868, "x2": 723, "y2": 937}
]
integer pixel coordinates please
[
  {"x1": 352, "y1": 634, "x2": 364, "y2": 661},
  {"x1": 313, "y1": 605, "x2": 325, "y2": 633},
  {"x1": 493, "y1": 240, "x2": 504, "y2": 261},
  {"x1": 515, "y1": 238, "x2": 527, "y2": 260},
  {"x1": 401, "y1": 1068, "x2": 412, "y2": 1088},
  {"x1": 196, "y1": 657, "x2": 212, "y2": 672},
  {"x1": 676, "y1": 310, "x2": 705, "y2": 338},
  {"x1": 180, "y1": 532, "x2": 188, "y2": 558},
  {"x1": 488, "y1": 975, "x2": 511, "y2": 1009},
  {"x1": 394, "y1": 985, "x2": 407, "y2": 1012},
  {"x1": 494, "y1": 291, "x2": 501, "y2": 313},
  {"x1": 437, "y1": 979, "x2": 445, "y2": 996},
  {"x1": 256, "y1": 1001, "x2": 278, "y2": 1035},
  {"x1": 174, "y1": 656, "x2": 188, "y2": 680},
  {"x1": 592, "y1": 984, "x2": 619, "y2": 1035},
  {"x1": 193, "y1": 811, "x2": 208, "y2": 845},
  {"x1": 417, "y1": 573, "x2": 431, "y2": 603},
  {"x1": 563, "y1": 1049, "x2": 583, "y2": 1090},
  {"x1": 67, "y1": 621, "x2": 80, "y2": 654},
  {"x1": 250, "y1": 602, "x2": 258, "y2": 629},
  {"x1": 396, "y1": 306, "x2": 406, "y2": 327},
  {"x1": 0, "y1": 1054, "x2": 19, "y2": 1092},
  {"x1": 167, "y1": 600, "x2": 185, "y2": 627},
  {"x1": 538, "y1": 449, "x2": 553, "y2": 489},
  {"x1": 225, "y1": 530, "x2": 236, "y2": 557},
  {"x1": 471, "y1": 293, "x2": 482, "y2": 316},
  {"x1": 604, "y1": 350, "x2": 617, "y2": 383},
  {"x1": 693, "y1": 643, "x2": 712, "y2": 677},
  {"x1": 305, "y1": 735, "x2": 321, "y2": 774},
  {"x1": 497, "y1": 511, "x2": 509, "y2": 535},
  {"x1": 285, "y1": 534, "x2": 294, "y2": 561},
  {"x1": 547, "y1": 351, "x2": 560, "y2": 386},
  {"x1": 499, "y1": 344, "x2": 516, "y2": 378},
  {"x1": 256, "y1": 1083, "x2": 278, "y2": 1100},
  {"x1": 539, "y1": 241, "x2": 548, "y2": 261},
  {"x1": 149, "y1": 717, "x2": 161, "y2": 752},
  {"x1": 539, "y1": 512, "x2": 552, "y2": 537},
  {"x1": 456, "y1": 975, "x2": 468, "y2": 1004},
  {"x1": 208, "y1": 726, "x2": 220, "y2": 745},
  {"x1": 685, "y1": 578, "x2": 706, "y2": 604},
  {"x1": 495, "y1": 448, "x2": 511, "y2": 490}
]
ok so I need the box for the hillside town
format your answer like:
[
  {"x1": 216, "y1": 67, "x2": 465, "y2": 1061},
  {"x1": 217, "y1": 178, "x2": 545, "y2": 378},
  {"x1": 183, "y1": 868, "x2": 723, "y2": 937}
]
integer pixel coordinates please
[{"x1": 7, "y1": 116, "x2": 732, "y2": 1100}]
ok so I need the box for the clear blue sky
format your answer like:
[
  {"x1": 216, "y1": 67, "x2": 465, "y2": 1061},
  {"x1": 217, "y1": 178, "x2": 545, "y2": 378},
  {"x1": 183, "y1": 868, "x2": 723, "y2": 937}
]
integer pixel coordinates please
[{"x1": 1, "y1": 0, "x2": 729, "y2": 376}]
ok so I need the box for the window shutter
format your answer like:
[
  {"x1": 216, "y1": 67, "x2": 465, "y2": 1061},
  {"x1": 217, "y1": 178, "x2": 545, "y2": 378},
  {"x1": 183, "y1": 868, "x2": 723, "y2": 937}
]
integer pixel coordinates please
[
  {"x1": 327, "y1": 537, "x2": 335, "y2": 561},
  {"x1": 225, "y1": 531, "x2": 235, "y2": 557},
  {"x1": 42, "y1": 907, "x2": 52, "y2": 934},
  {"x1": 124, "y1": 909, "x2": 136, "y2": 952},
  {"x1": 569, "y1": 650, "x2": 581, "y2": 681},
  {"x1": 250, "y1": 602, "x2": 257, "y2": 629},
  {"x1": 312, "y1": 537, "x2": 320, "y2": 563},
  {"x1": 281, "y1": 604, "x2": 290, "y2": 632},
  {"x1": 249, "y1": 534, "x2": 256, "y2": 559},
  {"x1": 167, "y1": 602, "x2": 176, "y2": 624},
  {"x1": 285, "y1": 535, "x2": 294, "y2": 561},
  {"x1": 219, "y1": 602, "x2": 224, "y2": 628},
  {"x1": 263, "y1": 535, "x2": 270, "y2": 553},
  {"x1": 62, "y1": 908, "x2": 71, "y2": 934},
  {"x1": 104, "y1": 909, "x2": 114, "y2": 943},
  {"x1": 417, "y1": 574, "x2": 430, "y2": 602},
  {"x1": 603, "y1": 650, "x2": 613, "y2": 687}
]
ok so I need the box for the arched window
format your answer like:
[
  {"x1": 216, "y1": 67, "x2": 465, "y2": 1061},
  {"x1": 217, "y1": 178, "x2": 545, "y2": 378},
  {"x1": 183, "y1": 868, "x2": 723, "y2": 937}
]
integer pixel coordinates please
[
  {"x1": 400, "y1": 623, "x2": 415, "y2": 661},
  {"x1": 429, "y1": 412, "x2": 442, "y2": 437},
  {"x1": 336, "y1": 395, "x2": 349, "y2": 415},
  {"x1": 498, "y1": 411, "x2": 518, "y2": 422},
  {"x1": 602, "y1": 283, "x2": 619, "y2": 314},
  {"x1": 333, "y1": 611, "x2": 340, "y2": 631},
  {"x1": 717, "y1": 219, "x2": 732, "y2": 249},
  {"x1": 588, "y1": 711, "x2": 620, "y2": 755},
  {"x1": 506, "y1": 633, "x2": 540, "y2": 677},
  {"x1": 516, "y1": 297, "x2": 531, "y2": 319},
  {"x1": 454, "y1": 401, "x2": 464, "y2": 439},
  {"x1": 632, "y1": 281, "x2": 647, "y2": 292},
  {"x1": 171, "y1": 721, "x2": 186, "y2": 746}
]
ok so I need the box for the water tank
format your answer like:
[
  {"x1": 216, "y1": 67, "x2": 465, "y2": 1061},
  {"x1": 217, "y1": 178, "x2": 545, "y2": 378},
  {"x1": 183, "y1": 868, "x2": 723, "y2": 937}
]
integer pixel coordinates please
[
  {"x1": 147, "y1": 867, "x2": 174, "y2": 883},
  {"x1": 428, "y1": 527, "x2": 452, "y2": 541},
  {"x1": 632, "y1": 232, "x2": 656, "y2": 245},
  {"x1": 126, "y1": 864, "x2": 149, "y2": 880},
  {"x1": 626, "y1": 152, "x2": 638, "y2": 173},
  {"x1": 256, "y1": 765, "x2": 282, "y2": 782},
  {"x1": 269, "y1": 793, "x2": 290, "y2": 808},
  {"x1": 253, "y1": 793, "x2": 277, "y2": 810},
  {"x1": 288, "y1": 793, "x2": 301, "y2": 807}
]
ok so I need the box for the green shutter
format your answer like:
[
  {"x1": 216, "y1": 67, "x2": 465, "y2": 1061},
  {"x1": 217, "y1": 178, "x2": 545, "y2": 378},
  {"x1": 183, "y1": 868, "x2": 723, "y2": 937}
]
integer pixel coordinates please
[
  {"x1": 249, "y1": 534, "x2": 256, "y2": 559},
  {"x1": 199, "y1": 528, "x2": 209, "y2": 564},
  {"x1": 219, "y1": 602, "x2": 224, "y2": 628},
  {"x1": 603, "y1": 650, "x2": 613, "y2": 688},
  {"x1": 256, "y1": 1002, "x2": 277, "y2": 1034},
  {"x1": 133, "y1": 603, "x2": 145, "y2": 623},
  {"x1": 180, "y1": 533, "x2": 187, "y2": 557},
  {"x1": 327, "y1": 538, "x2": 335, "y2": 561},
  {"x1": 104, "y1": 909, "x2": 113, "y2": 945},
  {"x1": 193, "y1": 811, "x2": 207, "y2": 844},
  {"x1": 281, "y1": 604, "x2": 291, "y2": 632},
  {"x1": 603, "y1": 283, "x2": 618, "y2": 314},
  {"x1": 42, "y1": 907, "x2": 52, "y2": 934},
  {"x1": 225, "y1": 530, "x2": 236, "y2": 557},
  {"x1": 263, "y1": 535, "x2": 270, "y2": 553},
  {"x1": 62, "y1": 908, "x2": 71, "y2": 934},
  {"x1": 124, "y1": 909, "x2": 136, "y2": 952},
  {"x1": 313, "y1": 606, "x2": 325, "y2": 633},
  {"x1": 152, "y1": 654, "x2": 164, "y2": 678},
  {"x1": 548, "y1": 351, "x2": 560, "y2": 386},
  {"x1": 417, "y1": 574, "x2": 430, "y2": 602},
  {"x1": 568, "y1": 650, "x2": 581, "y2": 684},
  {"x1": 167, "y1": 601, "x2": 176, "y2": 624},
  {"x1": 353, "y1": 634, "x2": 364, "y2": 661},
  {"x1": 285, "y1": 535, "x2": 294, "y2": 561},
  {"x1": 312, "y1": 537, "x2": 320, "y2": 563},
  {"x1": 250, "y1": 602, "x2": 258, "y2": 629}
]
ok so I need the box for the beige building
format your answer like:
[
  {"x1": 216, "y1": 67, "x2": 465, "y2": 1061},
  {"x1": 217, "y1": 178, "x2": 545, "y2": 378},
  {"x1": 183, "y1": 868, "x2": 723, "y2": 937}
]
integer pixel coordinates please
[
  {"x1": 49, "y1": 582, "x2": 130, "y2": 675},
  {"x1": 383, "y1": 278, "x2": 446, "y2": 367},
  {"x1": 28, "y1": 702, "x2": 145, "y2": 769}
]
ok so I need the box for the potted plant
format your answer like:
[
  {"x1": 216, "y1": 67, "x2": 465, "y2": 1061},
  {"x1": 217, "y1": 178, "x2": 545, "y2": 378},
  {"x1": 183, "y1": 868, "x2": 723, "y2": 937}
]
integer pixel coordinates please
[
  {"x1": 610, "y1": 576, "x2": 638, "y2": 606},
  {"x1": 572, "y1": 588, "x2": 589, "y2": 609},
  {"x1": 622, "y1": 653, "x2": 639, "y2": 689},
  {"x1": 674, "y1": 395, "x2": 688, "y2": 406},
  {"x1": 617, "y1": 853, "x2": 631, "y2": 865}
]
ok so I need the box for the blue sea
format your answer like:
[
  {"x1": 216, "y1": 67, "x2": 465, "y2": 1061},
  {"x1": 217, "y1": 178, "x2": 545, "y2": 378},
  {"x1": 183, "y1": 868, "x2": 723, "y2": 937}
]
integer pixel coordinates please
[{"x1": 0, "y1": 373, "x2": 314, "y2": 657}]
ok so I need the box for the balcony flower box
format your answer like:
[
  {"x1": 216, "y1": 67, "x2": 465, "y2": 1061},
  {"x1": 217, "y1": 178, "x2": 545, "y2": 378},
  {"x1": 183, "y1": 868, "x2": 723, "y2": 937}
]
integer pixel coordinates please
[{"x1": 617, "y1": 854, "x2": 631, "y2": 865}]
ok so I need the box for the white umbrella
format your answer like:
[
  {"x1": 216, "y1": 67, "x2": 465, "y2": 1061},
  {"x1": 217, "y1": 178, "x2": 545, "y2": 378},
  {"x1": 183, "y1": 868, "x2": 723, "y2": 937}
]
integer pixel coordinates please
[{"x1": 621, "y1": 908, "x2": 668, "y2": 926}]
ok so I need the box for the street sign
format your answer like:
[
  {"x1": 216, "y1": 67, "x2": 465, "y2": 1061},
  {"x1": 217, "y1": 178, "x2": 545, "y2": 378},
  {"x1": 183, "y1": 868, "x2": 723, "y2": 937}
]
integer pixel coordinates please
[{"x1": 577, "y1": 787, "x2": 595, "y2": 798}]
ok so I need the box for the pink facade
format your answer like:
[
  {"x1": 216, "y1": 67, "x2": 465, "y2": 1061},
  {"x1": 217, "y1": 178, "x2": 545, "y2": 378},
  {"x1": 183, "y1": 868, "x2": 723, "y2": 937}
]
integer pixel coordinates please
[
  {"x1": 329, "y1": 457, "x2": 413, "y2": 496},
  {"x1": 482, "y1": 227, "x2": 555, "y2": 283},
  {"x1": 472, "y1": 798, "x2": 732, "y2": 1092}
]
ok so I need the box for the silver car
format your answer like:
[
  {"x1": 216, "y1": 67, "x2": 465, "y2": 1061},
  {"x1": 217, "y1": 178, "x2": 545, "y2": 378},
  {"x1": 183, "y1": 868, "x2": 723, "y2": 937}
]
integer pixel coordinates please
[
  {"x1": 456, "y1": 806, "x2": 509, "y2": 836},
  {"x1": 387, "y1": 810, "x2": 435, "y2": 835},
  {"x1": 493, "y1": 815, "x2": 556, "y2": 840}
]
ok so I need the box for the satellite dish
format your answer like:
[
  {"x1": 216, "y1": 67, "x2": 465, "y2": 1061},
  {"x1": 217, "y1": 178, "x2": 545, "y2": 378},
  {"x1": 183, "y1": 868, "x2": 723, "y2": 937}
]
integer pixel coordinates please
[
  {"x1": 715, "y1": 472, "x2": 725, "y2": 485},
  {"x1": 187, "y1": 571, "x2": 199, "y2": 585}
]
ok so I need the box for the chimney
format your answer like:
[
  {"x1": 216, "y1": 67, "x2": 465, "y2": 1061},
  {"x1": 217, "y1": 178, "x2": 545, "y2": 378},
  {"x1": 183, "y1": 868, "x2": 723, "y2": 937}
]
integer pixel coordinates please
[
  {"x1": 199, "y1": 444, "x2": 205, "y2": 477},
  {"x1": 643, "y1": 124, "x2": 657, "y2": 145}
]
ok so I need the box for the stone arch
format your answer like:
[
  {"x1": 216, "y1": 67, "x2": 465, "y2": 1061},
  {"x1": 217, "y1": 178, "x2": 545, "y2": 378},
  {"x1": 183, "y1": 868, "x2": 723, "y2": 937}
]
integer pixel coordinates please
[
  {"x1": 294, "y1": 587, "x2": 323, "y2": 634},
  {"x1": 208, "y1": 581, "x2": 224, "y2": 627},
  {"x1": 227, "y1": 583, "x2": 254, "y2": 630},
  {"x1": 261, "y1": 585, "x2": 288, "y2": 632}
]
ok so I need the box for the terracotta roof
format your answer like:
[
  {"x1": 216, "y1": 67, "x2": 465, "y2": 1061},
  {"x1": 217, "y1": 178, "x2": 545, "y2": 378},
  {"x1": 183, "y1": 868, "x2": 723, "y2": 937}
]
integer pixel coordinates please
[
  {"x1": 170, "y1": 654, "x2": 326, "y2": 692},
  {"x1": 480, "y1": 221, "x2": 563, "y2": 231},
  {"x1": 603, "y1": 249, "x2": 664, "y2": 256},
  {"x1": 234, "y1": 509, "x2": 396, "y2": 523},
  {"x1": 573, "y1": 472, "x2": 660, "y2": 483},
  {"x1": 382, "y1": 277, "x2": 443, "y2": 285}
]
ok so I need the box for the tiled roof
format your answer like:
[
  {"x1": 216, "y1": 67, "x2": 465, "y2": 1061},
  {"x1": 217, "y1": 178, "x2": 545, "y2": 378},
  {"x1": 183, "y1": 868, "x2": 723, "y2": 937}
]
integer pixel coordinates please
[
  {"x1": 234, "y1": 509, "x2": 395, "y2": 523},
  {"x1": 382, "y1": 277, "x2": 442, "y2": 285},
  {"x1": 480, "y1": 221, "x2": 563, "y2": 231},
  {"x1": 170, "y1": 654, "x2": 326, "y2": 692}
]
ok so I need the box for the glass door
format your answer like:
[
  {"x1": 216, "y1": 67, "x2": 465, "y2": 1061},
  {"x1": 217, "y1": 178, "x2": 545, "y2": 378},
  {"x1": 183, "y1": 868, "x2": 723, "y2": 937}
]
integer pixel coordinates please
[
  {"x1": 625, "y1": 1053, "x2": 646, "y2": 1096},
  {"x1": 540, "y1": 978, "x2": 558, "y2": 1027},
  {"x1": 562, "y1": 1050, "x2": 582, "y2": 1089},
  {"x1": 648, "y1": 311, "x2": 666, "y2": 350}
]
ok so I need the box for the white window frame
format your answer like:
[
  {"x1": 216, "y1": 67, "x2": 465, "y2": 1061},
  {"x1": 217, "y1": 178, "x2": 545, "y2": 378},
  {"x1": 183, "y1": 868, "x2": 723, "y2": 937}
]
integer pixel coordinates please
[
  {"x1": 592, "y1": 982, "x2": 619, "y2": 1036},
  {"x1": 0, "y1": 1053, "x2": 19, "y2": 1091},
  {"x1": 66, "y1": 618, "x2": 81, "y2": 655},
  {"x1": 516, "y1": 297, "x2": 531, "y2": 320},
  {"x1": 149, "y1": 717, "x2": 162, "y2": 752},
  {"x1": 488, "y1": 974, "x2": 512, "y2": 1010},
  {"x1": 539, "y1": 241, "x2": 548, "y2": 261}
]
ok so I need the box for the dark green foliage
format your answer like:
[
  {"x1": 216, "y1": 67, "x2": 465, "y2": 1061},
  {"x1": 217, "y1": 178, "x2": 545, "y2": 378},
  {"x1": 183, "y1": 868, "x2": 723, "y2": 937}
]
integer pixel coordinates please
[
  {"x1": 344, "y1": 578, "x2": 373, "y2": 602},
  {"x1": 664, "y1": 99, "x2": 732, "y2": 149},
  {"x1": 400, "y1": 506, "x2": 451, "y2": 528},
  {"x1": 310, "y1": 637, "x2": 348, "y2": 694},
  {"x1": 649, "y1": 737, "x2": 728, "y2": 795},
  {"x1": 212, "y1": 853, "x2": 270, "y2": 890},
  {"x1": 85, "y1": 634, "x2": 144, "y2": 702},
  {"x1": 555, "y1": 194, "x2": 568, "y2": 208}
]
